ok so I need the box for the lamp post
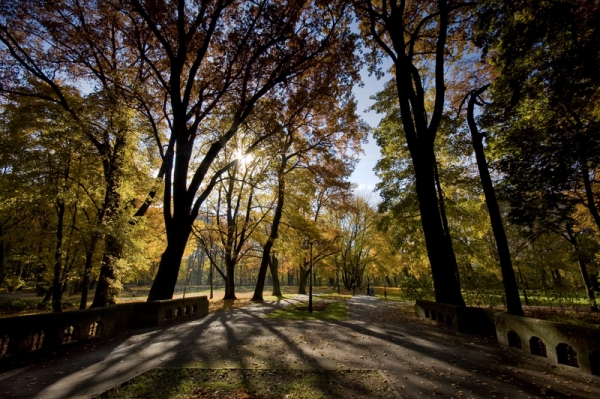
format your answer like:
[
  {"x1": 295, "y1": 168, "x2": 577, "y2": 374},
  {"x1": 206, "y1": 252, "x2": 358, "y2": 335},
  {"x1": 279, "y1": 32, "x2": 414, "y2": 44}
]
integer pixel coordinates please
[{"x1": 301, "y1": 238, "x2": 322, "y2": 313}]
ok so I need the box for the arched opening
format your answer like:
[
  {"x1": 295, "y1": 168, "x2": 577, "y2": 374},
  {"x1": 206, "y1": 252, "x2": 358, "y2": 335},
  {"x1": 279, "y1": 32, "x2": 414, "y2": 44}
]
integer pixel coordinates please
[
  {"x1": 0, "y1": 335, "x2": 10, "y2": 356},
  {"x1": 192, "y1": 305, "x2": 198, "y2": 314},
  {"x1": 31, "y1": 331, "x2": 45, "y2": 351},
  {"x1": 529, "y1": 336, "x2": 547, "y2": 357},
  {"x1": 424, "y1": 309, "x2": 429, "y2": 318},
  {"x1": 507, "y1": 331, "x2": 522, "y2": 349},
  {"x1": 175, "y1": 307, "x2": 182, "y2": 317},
  {"x1": 88, "y1": 321, "x2": 103, "y2": 338},
  {"x1": 62, "y1": 325, "x2": 80, "y2": 344},
  {"x1": 556, "y1": 343, "x2": 579, "y2": 368},
  {"x1": 185, "y1": 306, "x2": 190, "y2": 316}
]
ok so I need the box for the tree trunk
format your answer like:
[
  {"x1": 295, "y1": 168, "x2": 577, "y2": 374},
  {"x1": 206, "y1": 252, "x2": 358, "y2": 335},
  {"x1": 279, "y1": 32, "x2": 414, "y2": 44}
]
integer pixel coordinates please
[
  {"x1": 377, "y1": 0, "x2": 465, "y2": 307},
  {"x1": 209, "y1": 255, "x2": 214, "y2": 299},
  {"x1": 197, "y1": 250, "x2": 204, "y2": 285},
  {"x1": 581, "y1": 161, "x2": 600, "y2": 233},
  {"x1": 467, "y1": 86, "x2": 523, "y2": 316},
  {"x1": 0, "y1": 226, "x2": 5, "y2": 286},
  {"x1": 298, "y1": 264, "x2": 308, "y2": 295},
  {"x1": 252, "y1": 154, "x2": 287, "y2": 301},
  {"x1": 270, "y1": 254, "x2": 282, "y2": 297},
  {"x1": 565, "y1": 227, "x2": 598, "y2": 311},
  {"x1": 147, "y1": 222, "x2": 191, "y2": 301},
  {"x1": 79, "y1": 232, "x2": 100, "y2": 309},
  {"x1": 224, "y1": 258, "x2": 237, "y2": 300},
  {"x1": 410, "y1": 148, "x2": 465, "y2": 306},
  {"x1": 91, "y1": 138, "x2": 126, "y2": 307},
  {"x1": 91, "y1": 234, "x2": 122, "y2": 307},
  {"x1": 52, "y1": 200, "x2": 65, "y2": 313},
  {"x1": 433, "y1": 154, "x2": 460, "y2": 281}
]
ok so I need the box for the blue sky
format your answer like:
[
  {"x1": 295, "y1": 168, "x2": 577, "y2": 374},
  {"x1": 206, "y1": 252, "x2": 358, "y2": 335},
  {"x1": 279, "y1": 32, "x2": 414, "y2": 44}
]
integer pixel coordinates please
[{"x1": 349, "y1": 67, "x2": 387, "y2": 193}]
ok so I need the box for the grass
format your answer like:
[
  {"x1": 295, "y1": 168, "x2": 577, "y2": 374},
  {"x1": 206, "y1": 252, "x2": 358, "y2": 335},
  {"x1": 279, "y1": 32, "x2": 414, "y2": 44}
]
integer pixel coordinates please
[
  {"x1": 315, "y1": 292, "x2": 352, "y2": 301},
  {"x1": 374, "y1": 287, "x2": 412, "y2": 302},
  {"x1": 0, "y1": 285, "x2": 308, "y2": 317},
  {"x1": 99, "y1": 368, "x2": 396, "y2": 399},
  {"x1": 265, "y1": 301, "x2": 348, "y2": 321},
  {"x1": 0, "y1": 296, "x2": 82, "y2": 317}
]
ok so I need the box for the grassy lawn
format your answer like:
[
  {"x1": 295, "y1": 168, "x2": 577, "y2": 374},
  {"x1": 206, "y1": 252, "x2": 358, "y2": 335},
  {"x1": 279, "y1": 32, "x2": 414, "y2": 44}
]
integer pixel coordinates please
[
  {"x1": 265, "y1": 301, "x2": 348, "y2": 321},
  {"x1": 0, "y1": 285, "x2": 309, "y2": 317},
  {"x1": 100, "y1": 368, "x2": 396, "y2": 399},
  {"x1": 315, "y1": 292, "x2": 352, "y2": 301},
  {"x1": 372, "y1": 287, "x2": 412, "y2": 302}
]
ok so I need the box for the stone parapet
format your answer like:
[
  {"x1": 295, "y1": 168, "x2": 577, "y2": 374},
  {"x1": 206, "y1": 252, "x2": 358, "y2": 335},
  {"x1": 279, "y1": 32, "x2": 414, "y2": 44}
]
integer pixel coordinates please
[
  {"x1": 495, "y1": 312, "x2": 600, "y2": 376},
  {"x1": 0, "y1": 296, "x2": 208, "y2": 365},
  {"x1": 415, "y1": 299, "x2": 499, "y2": 336}
]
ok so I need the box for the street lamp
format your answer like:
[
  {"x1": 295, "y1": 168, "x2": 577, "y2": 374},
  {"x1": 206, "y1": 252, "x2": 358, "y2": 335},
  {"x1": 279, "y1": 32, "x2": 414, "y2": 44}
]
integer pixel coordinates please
[{"x1": 301, "y1": 238, "x2": 322, "y2": 313}]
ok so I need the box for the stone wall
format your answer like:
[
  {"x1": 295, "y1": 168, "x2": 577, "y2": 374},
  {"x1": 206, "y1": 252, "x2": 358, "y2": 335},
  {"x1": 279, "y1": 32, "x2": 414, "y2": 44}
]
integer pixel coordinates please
[
  {"x1": 0, "y1": 296, "x2": 208, "y2": 363},
  {"x1": 414, "y1": 300, "x2": 600, "y2": 377},
  {"x1": 495, "y1": 313, "x2": 600, "y2": 376},
  {"x1": 415, "y1": 299, "x2": 498, "y2": 336}
]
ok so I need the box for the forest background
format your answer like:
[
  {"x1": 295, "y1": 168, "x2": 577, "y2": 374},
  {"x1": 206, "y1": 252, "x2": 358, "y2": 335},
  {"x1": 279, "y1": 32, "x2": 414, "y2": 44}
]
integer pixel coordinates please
[{"x1": 0, "y1": 0, "x2": 599, "y2": 318}]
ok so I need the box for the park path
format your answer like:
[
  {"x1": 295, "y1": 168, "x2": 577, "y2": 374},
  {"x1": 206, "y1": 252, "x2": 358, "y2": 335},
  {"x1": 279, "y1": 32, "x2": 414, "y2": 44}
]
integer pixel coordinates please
[{"x1": 0, "y1": 295, "x2": 599, "y2": 398}]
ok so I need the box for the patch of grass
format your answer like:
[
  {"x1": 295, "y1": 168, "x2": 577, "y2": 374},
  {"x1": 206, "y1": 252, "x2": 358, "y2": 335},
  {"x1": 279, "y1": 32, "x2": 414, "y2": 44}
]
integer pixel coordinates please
[
  {"x1": 372, "y1": 287, "x2": 411, "y2": 302},
  {"x1": 0, "y1": 296, "x2": 82, "y2": 317},
  {"x1": 0, "y1": 297, "x2": 42, "y2": 314},
  {"x1": 315, "y1": 293, "x2": 352, "y2": 301},
  {"x1": 100, "y1": 368, "x2": 396, "y2": 399},
  {"x1": 525, "y1": 307, "x2": 600, "y2": 329},
  {"x1": 265, "y1": 301, "x2": 348, "y2": 321},
  {"x1": 264, "y1": 294, "x2": 295, "y2": 301}
]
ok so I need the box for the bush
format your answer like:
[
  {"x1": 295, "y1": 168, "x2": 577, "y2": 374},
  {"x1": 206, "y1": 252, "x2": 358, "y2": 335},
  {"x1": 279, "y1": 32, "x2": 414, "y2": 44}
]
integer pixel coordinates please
[
  {"x1": 397, "y1": 273, "x2": 434, "y2": 301},
  {"x1": 0, "y1": 298, "x2": 41, "y2": 315}
]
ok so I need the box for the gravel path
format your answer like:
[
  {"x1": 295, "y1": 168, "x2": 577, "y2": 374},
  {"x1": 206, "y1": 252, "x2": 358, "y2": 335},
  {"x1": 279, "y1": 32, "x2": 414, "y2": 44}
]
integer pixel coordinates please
[{"x1": 0, "y1": 295, "x2": 598, "y2": 398}]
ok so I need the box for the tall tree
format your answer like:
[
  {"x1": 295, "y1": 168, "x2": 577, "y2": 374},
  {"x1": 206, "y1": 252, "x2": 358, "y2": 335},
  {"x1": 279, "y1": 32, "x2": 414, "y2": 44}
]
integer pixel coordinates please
[
  {"x1": 108, "y1": 0, "x2": 359, "y2": 301},
  {"x1": 353, "y1": 0, "x2": 475, "y2": 306},
  {"x1": 0, "y1": 1, "x2": 157, "y2": 307},
  {"x1": 464, "y1": 86, "x2": 522, "y2": 315},
  {"x1": 250, "y1": 65, "x2": 365, "y2": 302},
  {"x1": 207, "y1": 142, "x2": 273, "y2": 300},
  {"x1": 477, "y1": 0, "x2": 600, "y2": 233}
]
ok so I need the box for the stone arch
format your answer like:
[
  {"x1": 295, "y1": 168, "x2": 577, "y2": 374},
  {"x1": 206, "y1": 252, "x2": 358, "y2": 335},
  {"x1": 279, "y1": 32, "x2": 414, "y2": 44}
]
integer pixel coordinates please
[
  {"x1": 507, "y1": 331, "x2": 522, "y2": 349},
  {"x1": 62, "y1": 325, "x2": 80, "y2": 344},
  {"x1": 556, "y1": 343, "x2": 578, "y2": 368},
  {"x1": 31, "y1": 331, "x2": 45, "y2": 351},
  {"x1": 0, "y1": 334, "x2": 10, "y2": 356},
  {"x1": 529, "y1": 336, "x2": 547, "y2": 357},
  {"x1": 88, "y1": 321, "x2": 103, "y2": 338}
]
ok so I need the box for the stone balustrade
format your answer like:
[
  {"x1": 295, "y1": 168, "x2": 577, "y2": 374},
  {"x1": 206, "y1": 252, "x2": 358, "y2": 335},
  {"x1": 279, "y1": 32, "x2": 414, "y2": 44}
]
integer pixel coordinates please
[
  {"x1": 0, "y1": 296, "x2": 208, "y2": 365},
  {"x1": 495, "y1": 312, "x2": 600, "y2": 376},
  {"x1": 414, "y1": 300, "x2": 600, "y2": 377},
  {"x1": 415, "y1": 299, "x2": 498, "y2": 336}
]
